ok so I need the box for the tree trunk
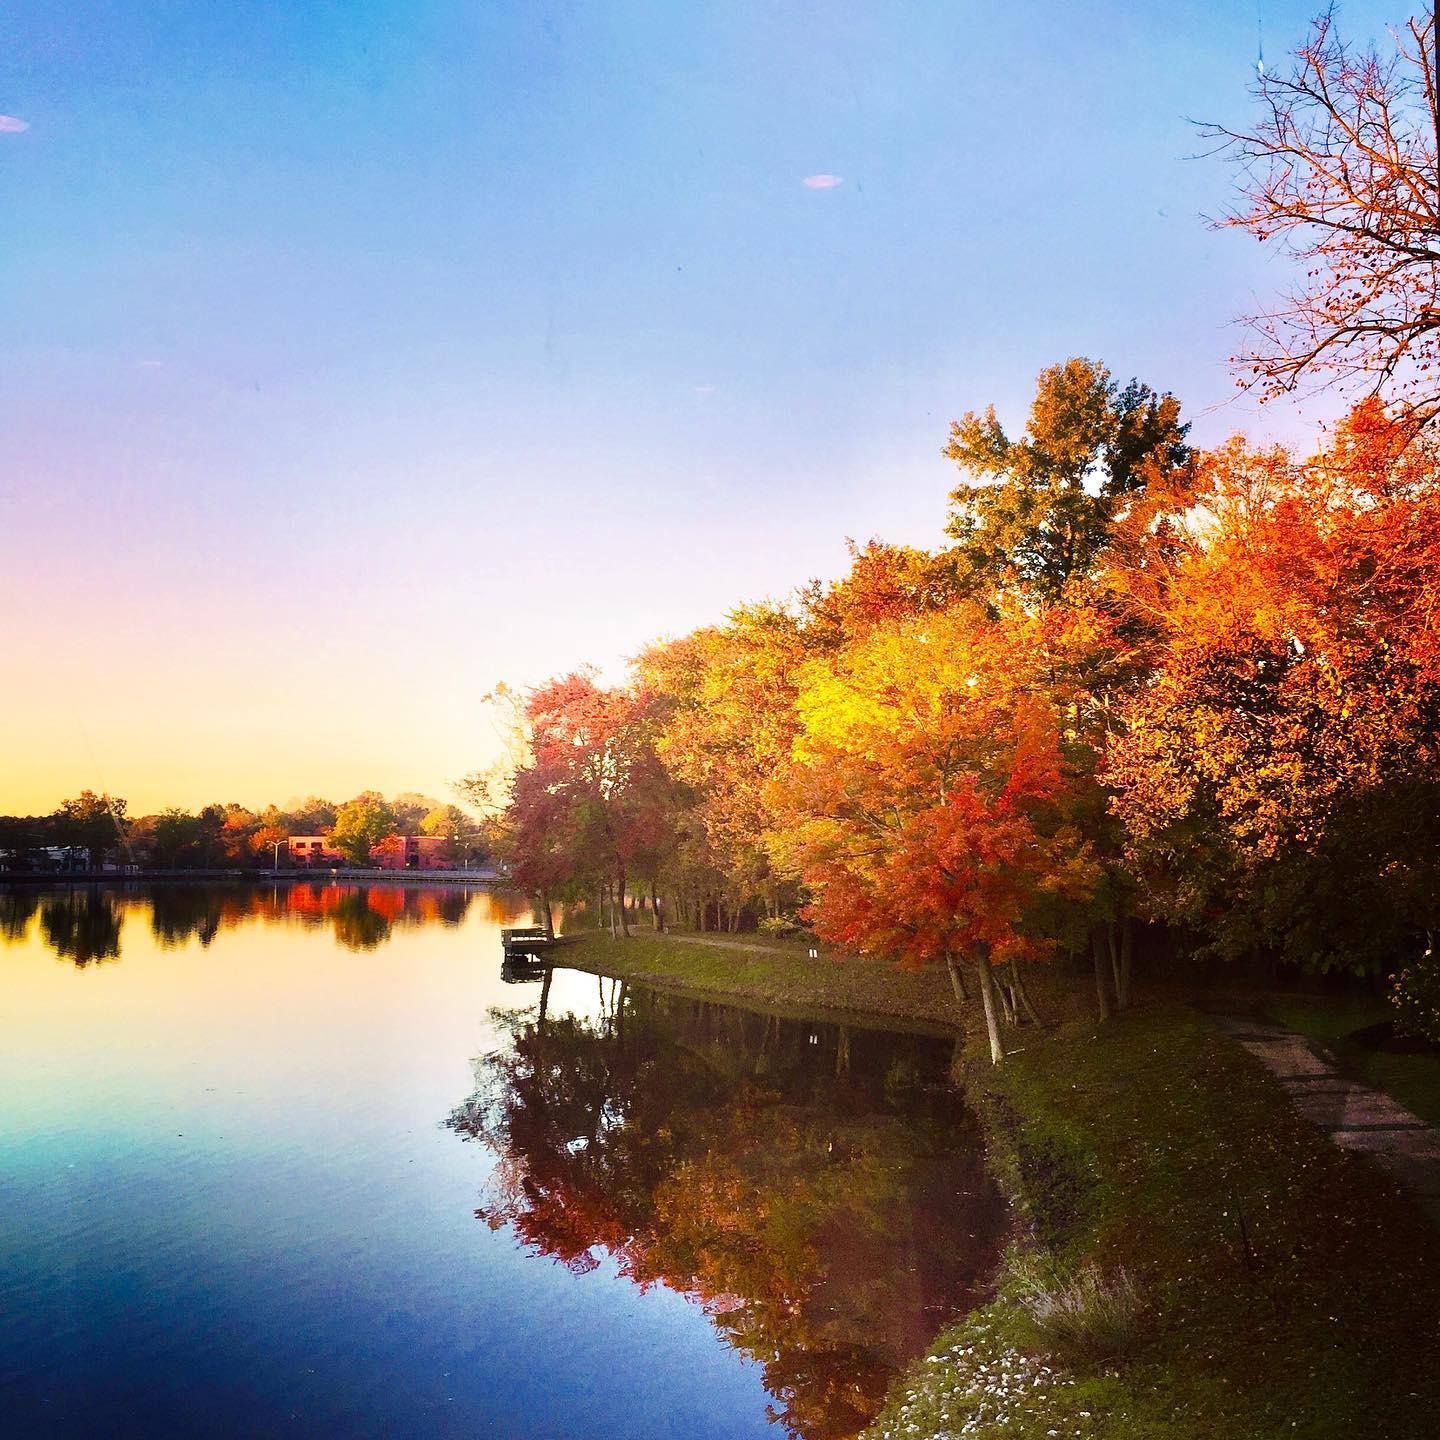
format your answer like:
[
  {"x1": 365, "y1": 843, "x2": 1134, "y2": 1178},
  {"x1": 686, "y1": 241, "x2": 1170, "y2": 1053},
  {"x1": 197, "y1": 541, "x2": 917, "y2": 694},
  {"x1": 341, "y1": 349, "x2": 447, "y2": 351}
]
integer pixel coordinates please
[
  {"x1": 650, "y1": 877, "x2": 662, "y2": 931},
  {"x1": 944, "y1": 949, "x2": 970, "y2": 1003},
  {"x1": 997, "y1": 972, "x2": 1018, "y2": 1026},
  {"x1": 616, "y1": 865, "x2": 630, "y2": 937},
  {"x1": 1092, "y1": 929, "x2": 1113, "y2": 1022},
  {"x1": 975, "y1": 948, "x2": 1005, "y2": 1065},
  {"x1": 1117, "y1": 915, "x2": 1134, "y2": 1010},
  {"x1": 1107, "y1": 921, "x2": 1123, "y2": 1005},
  {"x1": 539, "y1": 888, "x2": 555, "y2": 941},
  {"x1": 1011, "y1": 959, "x2": 1044, "y2": 1026}
]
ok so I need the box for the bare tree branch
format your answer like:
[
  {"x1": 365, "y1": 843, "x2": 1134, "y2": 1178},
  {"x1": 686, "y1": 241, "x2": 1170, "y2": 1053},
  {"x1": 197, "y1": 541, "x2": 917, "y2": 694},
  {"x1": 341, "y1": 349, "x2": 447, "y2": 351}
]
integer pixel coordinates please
[{"x1": 1201, "y1": 10, "x2": 1440, "y2": 426}]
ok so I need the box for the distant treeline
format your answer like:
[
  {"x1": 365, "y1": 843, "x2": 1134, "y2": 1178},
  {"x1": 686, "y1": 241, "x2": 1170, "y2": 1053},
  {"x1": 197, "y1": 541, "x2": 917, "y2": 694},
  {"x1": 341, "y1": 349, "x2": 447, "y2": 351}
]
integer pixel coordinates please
[{"x1": 0, "y1": 791, "x2": 488, "y2": 871}]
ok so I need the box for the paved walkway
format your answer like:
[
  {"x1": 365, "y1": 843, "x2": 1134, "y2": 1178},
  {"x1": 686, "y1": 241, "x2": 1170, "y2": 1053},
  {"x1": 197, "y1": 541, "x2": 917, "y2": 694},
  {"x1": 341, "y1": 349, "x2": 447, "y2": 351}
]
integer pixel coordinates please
[{"x1": 1214, "y1": 1016, "x2": 1440, "y2": 1223}]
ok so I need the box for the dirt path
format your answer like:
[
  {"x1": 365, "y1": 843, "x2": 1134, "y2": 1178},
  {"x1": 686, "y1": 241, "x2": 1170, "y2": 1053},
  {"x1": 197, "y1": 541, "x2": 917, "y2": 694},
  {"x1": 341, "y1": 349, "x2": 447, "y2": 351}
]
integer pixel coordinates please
[
  {"x1": 653, "y1": 933, "x2": 797, "y2": 956},
  {"x1": 1214, "y1": 1015, "x2": 1440, "y2": 1223}
]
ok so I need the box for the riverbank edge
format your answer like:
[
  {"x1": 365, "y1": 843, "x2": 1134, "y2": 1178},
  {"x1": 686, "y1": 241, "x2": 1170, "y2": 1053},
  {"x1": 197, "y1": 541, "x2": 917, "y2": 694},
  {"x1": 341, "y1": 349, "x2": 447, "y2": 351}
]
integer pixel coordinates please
[
  {"x1": 558, "y1": 931, "x2": 1440, "y2": 1440},
  {"x1": 553, "y1": 930, "x2": 966, "y2": 1031}
]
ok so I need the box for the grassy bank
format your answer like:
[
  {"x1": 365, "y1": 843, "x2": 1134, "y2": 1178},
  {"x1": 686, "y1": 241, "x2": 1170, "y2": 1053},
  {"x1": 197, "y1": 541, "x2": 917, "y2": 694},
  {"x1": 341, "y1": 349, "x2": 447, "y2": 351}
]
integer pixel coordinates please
[
  {"x1": 555, "y1": 929, "x2": 964, "y2": 1030},
  {"x1": 875, "y1": 1004, "x2": 1440, "y2": 1439},
  {"x1": 558, "y1": 932, "x2": 1440, "y2": 1438}
]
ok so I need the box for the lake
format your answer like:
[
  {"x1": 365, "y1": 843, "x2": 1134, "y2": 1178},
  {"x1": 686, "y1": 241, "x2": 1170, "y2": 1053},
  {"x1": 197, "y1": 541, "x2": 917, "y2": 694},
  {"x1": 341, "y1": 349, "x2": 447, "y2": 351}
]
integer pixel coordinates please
[{"x1": 1, "y1": 883, "x2": 1004, "y2": 1439}]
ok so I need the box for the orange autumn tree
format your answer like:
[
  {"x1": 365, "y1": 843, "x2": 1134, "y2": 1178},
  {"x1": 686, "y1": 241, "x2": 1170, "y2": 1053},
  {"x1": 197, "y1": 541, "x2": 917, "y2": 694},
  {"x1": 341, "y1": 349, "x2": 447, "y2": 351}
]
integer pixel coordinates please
[
  {"x1": 799, "y1": 539, "x2": 957, "y2": 647},
  {"x1": 370, "y1": 832, "x2": 408, "y2": 866},
  {"x1": 1110, "y1": 405, "x2": 1440, "y2": 1027},
  {"x1": 941, "y1": 357, "x2": 1202, "y2": 1015},
  {"x1": 496, "y1": 671, "x2": 680, "y2": 936},
  {"x1": 771, "y1": 602, "x2": 1100, "y2": 1063},
  {"x1": 636, "y1": 601, "x2": 809, "y2": 927},
  {"x1": 636, "y1": 545, "x2": 964, "y2": 933}
]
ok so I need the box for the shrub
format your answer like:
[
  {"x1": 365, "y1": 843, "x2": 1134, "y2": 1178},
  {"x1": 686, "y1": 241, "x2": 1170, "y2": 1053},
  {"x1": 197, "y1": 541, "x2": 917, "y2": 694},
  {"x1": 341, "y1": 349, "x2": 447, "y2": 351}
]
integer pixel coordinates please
[
  {"x1": 1009, "y1": 1252, "x2": 1141, "y2": 1361},
  {"x1": 758, "y1": 914, "x2": 799, "y2": 938},
  {"x1": 1391, "y1": 945, "x2": 1440, "y2": 1044}
]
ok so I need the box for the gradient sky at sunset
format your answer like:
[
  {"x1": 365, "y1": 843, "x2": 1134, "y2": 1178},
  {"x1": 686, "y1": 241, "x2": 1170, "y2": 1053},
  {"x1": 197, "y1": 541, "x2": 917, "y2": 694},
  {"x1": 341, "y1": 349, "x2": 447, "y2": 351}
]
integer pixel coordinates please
[{"x1": 1, "y1": 1, "x2": 1399, "y2": 815}]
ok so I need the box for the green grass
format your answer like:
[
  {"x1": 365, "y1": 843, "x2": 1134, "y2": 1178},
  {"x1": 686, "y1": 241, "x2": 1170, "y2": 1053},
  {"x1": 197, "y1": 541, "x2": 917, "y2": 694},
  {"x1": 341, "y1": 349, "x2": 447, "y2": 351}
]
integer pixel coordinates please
[
  {"x1": 1264, "y1": 993, "x2": 1440, "y2": 1128},
  {"x1": 555, "y1": 929, "x2": 965, "y2": 1031},
  {"x1": 869, "y1": 1005, "x2": 1440, "y2": 1440}
]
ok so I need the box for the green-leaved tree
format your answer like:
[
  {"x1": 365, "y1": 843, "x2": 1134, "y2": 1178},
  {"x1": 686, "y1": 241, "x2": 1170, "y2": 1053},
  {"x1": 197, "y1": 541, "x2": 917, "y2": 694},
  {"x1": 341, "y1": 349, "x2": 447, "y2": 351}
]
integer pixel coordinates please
[
  {"x1": 330, "y1": 794, "x2": 397, "y2": 865},
  {"x1": 943, "y1": 357, "x2": 1192, "y2": 600}
]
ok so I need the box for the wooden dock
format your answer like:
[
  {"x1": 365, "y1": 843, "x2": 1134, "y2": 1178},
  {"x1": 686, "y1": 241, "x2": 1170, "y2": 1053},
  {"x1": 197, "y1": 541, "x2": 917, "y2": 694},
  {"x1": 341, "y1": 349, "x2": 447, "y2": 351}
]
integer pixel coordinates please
[{"x1": 500, "y1": 926, "x2": 558, "y2": 960}]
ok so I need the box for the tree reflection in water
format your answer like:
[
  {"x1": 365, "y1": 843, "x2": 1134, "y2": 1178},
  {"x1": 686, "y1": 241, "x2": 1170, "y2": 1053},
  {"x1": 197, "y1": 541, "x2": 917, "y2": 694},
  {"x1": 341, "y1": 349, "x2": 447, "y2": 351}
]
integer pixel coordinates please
[
  {"x1": 39, "y1": 891, "x2": 123, "y2": 967},
  {"x1": 449, "y1": 980, "x2": 1006, "y2": 1440},
  {"x1": 0, "y1": 889, "x2": 40, "y2": 941},
  {"x1": 2, "y1": 882, "x2": 508, "y2": 965},
  {"x1": 150, "y1": 886, "x2": 234, "y2": 948}
]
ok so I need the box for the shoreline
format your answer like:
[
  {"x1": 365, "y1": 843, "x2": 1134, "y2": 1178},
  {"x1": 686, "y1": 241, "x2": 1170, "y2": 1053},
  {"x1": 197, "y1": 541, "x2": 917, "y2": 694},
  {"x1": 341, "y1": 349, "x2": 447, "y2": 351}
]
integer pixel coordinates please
[
  {"x1": 553, "y1": 929, "x2": 966, "y2": 1034},
  {"x1": 0, "y1": 868, "x2": 509, "y2": 888},
  {"x1": 556, "y1": 936, "x2": 960, "y2": 1038},
  {"x1": 548, "y1": 930, "x2": 1440, "y2": 1439}
]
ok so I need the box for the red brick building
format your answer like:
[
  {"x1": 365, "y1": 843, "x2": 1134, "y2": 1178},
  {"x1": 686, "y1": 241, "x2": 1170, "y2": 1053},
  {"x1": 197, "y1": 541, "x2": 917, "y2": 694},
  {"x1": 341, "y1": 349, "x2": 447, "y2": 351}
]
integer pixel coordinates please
[
  {"x1": 287, "y1": 835, "x2": 345, "y2": 866},
  {"x1": 374, "y1": 834, "x2": 450, "y2": 870},
  {"x1": 284, "y1": 834, "x2": 450, "y2": 869}
]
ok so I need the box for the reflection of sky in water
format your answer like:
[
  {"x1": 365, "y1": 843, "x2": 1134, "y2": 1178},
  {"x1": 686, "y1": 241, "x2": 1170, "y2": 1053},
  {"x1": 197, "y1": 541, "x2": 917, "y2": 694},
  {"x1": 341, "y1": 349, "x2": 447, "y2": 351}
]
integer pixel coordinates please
[{"x1": 2, "y1": 886, "x2": 774, "y2": 1439}]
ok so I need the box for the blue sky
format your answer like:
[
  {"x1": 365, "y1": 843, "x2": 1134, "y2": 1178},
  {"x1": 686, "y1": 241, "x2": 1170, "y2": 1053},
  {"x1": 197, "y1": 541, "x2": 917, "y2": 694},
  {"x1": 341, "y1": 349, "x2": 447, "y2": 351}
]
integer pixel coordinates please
[{"x1": 0, "y1": 1, "x2": 1403, "y2": 812}]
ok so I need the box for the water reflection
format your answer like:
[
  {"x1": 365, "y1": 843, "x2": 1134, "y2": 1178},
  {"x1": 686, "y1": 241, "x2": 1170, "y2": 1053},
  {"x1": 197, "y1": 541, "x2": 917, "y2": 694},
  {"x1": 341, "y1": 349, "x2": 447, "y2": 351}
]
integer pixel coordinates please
[
  {"x1": 0, "y1": 889, "x2": 39, "y2": 941},
  {"x1": 450, "y1": 978, "x2": 1005, "y2": 1440},
  {"x1": 0, "y1": 882, "x2": 532, "y2": 964},
  {"x1": 150, "y1": 885, "x2": 229, "y2": 948},
  {"x1": 38, "y1": 891, "x2": 123, "y2": 967},
  {"x1": 4, "y1": 883, "x2": 791, "y2": 1440}
]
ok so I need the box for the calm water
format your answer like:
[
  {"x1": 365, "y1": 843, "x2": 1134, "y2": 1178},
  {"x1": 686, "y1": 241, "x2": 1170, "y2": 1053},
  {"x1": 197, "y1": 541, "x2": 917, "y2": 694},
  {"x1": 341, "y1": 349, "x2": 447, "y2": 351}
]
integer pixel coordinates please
[{"x1": 1, "y1": 883, "x2": 1003, "y2": 1439}]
